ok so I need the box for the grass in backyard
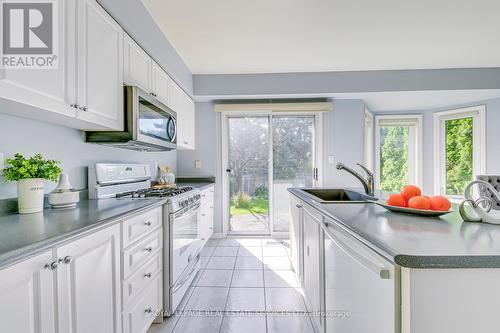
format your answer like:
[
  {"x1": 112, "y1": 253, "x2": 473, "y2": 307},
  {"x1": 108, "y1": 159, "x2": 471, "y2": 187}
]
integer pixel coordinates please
[{"x1": 230, "y1": 197, "x2": 269, "y2": 216}]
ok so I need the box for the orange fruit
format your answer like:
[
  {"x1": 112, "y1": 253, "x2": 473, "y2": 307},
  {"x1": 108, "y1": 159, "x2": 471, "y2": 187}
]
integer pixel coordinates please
[
  {"x1": 387, "y1": 193, "x2": 407, "y2": 207},
  {"x1": 401, "y1": 185, "x2": 422, "y2": 202},
  {"x1": 408, "y1": 196, "x2": 431, "y2": 210},
  {"x1": 429, "y1": 196, "x2": 451, "y2": 211}
]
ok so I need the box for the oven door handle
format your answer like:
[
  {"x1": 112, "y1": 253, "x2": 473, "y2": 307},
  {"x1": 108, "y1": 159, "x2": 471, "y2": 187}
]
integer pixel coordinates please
[
  {"x1": 173, "y1": 208, "x2": 199, "y2": 220},
  {"x1": 171, "y1": 254, "x2": 200, "y2": 293}
]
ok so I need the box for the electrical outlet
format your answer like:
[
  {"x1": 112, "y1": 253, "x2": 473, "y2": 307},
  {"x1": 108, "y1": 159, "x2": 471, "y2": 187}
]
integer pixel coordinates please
[
  {"x1": 328, "y1": 155, "x2": 335, "y2": 165},
  {"x1": 194, "y1": 160, "x2": 202, "y2": 169}
]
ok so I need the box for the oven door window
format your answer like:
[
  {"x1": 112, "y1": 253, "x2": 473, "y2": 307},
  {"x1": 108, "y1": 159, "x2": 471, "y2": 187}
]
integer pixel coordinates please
[
  {"x1": 172, "y1": 205, "x2": 200, "y2": 250},
  {"x1": 138, "y1": 97, "x2": 176, "y2": 143}
]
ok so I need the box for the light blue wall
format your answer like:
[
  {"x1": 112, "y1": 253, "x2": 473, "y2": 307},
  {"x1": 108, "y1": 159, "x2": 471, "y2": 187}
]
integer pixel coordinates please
[
  {"x1": 323, "y1": 100, "x2": 367, "y2": 187},
  {"x1": 0, "y1": 114, "x2": 177, "y2": 199},
  {"x1": 97, "y1": 0, "x2": 193, "y2": 95},
  {"x1": 374, "y1": 97, "x2": 500, "y2": 194}
]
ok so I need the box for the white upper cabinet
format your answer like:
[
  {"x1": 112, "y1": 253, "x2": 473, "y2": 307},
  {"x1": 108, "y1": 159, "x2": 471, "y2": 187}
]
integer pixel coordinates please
[
  {"x1": 170, "y1": 83, "x2": 195, "y2": 150},
  {"x1": 123, "y1": 34, "x2": 152, "y2": 92},
  {"x1": 0, "y1": 251, "x2": 56, "y2": 333},
  {"x1": 56, "y1": 223, "x2": 122, "y2": 333},
  {"x1": 151, "y1": 62, "x2": 172, "y2": 106},
  {"x1": 76, "y1": 0, "x2": 124, "y2": 131},
  {"x1": 0, "y1": 0, "x2": 76, "y2": 119}
]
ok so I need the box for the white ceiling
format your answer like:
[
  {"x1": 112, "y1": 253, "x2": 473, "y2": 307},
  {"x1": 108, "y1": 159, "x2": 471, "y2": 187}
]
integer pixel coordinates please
[
  {"x1": 196, "y1": 90, "x2": 500, "y2": 112},
  {"x1": 142, "y1": 0, "x2": 500, "y2": 74}
]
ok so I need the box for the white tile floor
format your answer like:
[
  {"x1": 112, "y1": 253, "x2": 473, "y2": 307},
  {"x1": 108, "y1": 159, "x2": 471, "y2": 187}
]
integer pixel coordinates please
[{"x1": 148, "y1": 238, "x2": 315, "y2": 333}]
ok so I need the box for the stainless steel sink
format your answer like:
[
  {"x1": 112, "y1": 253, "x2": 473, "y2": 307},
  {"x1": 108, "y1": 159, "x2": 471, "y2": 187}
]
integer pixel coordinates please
[{"x1": 300, "y1": 188, "x2": 377, "y2": 203}]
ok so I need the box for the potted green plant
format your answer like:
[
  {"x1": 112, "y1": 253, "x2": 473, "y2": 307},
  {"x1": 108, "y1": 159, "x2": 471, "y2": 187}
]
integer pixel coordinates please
[{"x1": 2, "y1": 153, "x2": 62, "y2": 214}]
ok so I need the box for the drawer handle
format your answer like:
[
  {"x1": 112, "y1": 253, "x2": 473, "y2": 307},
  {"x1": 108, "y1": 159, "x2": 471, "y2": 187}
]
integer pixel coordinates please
[
  {"x1": 144, "y1": 247, "x2": 153, "y2": 252},
  {"x1": 144, "y1": 221, "x2": 152, "y2": 226},
  {"x1": 296, "y1": 204, "x2": 302, "y2": 208},
  {"x1": 306, "y1": 245, "x2": 310, "y2": 257},
  {"x1": 145, "y1": 307, "x2": 154, "y2": 314},
  {"x1": 58, "y1": 256, "x2": 73, "y2": 265},
  {"x1": 44, "y1": 261, "x2": 59, "y2": 270},
  {"x1": 144, "y1": 273, "x2": 152, "y2": 278}
]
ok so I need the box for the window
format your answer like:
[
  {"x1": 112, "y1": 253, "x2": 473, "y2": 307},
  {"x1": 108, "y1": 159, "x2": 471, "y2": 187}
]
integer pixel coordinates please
[
  {"x1": 434, "y1": 106, "x2": 486, "y2": 198},
  {"x1": 375, "y1": 115, "x2": 422, "y2": 192}
]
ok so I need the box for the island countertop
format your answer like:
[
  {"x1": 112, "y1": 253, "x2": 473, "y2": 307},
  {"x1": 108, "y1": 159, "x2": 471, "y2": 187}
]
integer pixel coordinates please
[
  {"x1": 289, "y1": 188, "x2": 500, "y2": 268},
  {"x1": 0, "y1": 197, "x2": 167, "y2": 269}
]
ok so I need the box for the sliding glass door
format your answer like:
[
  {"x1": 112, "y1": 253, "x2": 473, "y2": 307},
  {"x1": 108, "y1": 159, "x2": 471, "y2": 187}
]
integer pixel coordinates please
[
  {"x1": 227, "y1": 117, "x2": 270, "y2": 234},
  {"x1": 224, "y1": 114, "x2": 319, "y2": 235}
]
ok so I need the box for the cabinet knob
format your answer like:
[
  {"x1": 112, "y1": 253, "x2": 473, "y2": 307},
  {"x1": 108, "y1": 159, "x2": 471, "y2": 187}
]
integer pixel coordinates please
[
  {"x1": 144, "y1": 247, "x2": 153, "y2": 252},
  {"x1": 144, "y1": 272, "x2": 152, "y2": 278},
  {"x1": 201, "y1": 237, "x2": 205, "y2": 241},
  {"x1": 70, "y1": 103, "x2": 78, "y2": 109},
  {"x1": 59, "y1": 256, "x2": 73, "y2": 264},
  {"x1": 201, "y1": 213, "x2": 206, "y2": 217},
  {"x1": 145, "y1": 308, "x2": 154, "y2": 314},
  {"x1": 209, "y1": 227, "x2": 213, "y2": 230},
  {"x1": 183, "y1": 141, "x2": 188, "y2": 144},
  {"x1": 79, "y1": 106, "x2": 88, "y2": 112},
  {"x1": 144, "y1": 221, "x2": 152, "y2": 226},
  {"x1": 296, "y1": 204, "x2": 302, "y2": 208},
  {"x1": 44, "y1": 261, "x2": 59, "y2": 270}
]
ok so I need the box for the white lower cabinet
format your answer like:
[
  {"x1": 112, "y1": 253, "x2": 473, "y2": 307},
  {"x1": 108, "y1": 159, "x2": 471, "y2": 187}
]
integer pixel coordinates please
[
  {"x1": 199, "y1": 185, "x2": 215, "y2": 245},
  {"x1": 121, "y1": 208, "x2": 163, "y2": 333},
  {"x1": 56, "y1": 223, "x2": 122, "y2": 333},
  {"x1": 302, "y1": 204, "x2": 324, "y2": 333},
  {"x1": 122, "y1": 272, "x2": 162, "y2": 333},
  {"x1": 0, "y1": 251, "x2": 56, "y2": 333}
]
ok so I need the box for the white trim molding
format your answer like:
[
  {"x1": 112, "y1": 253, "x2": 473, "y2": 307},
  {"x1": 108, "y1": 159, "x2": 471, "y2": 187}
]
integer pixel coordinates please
[
  {"x1": 374, "y1": 115, "x2": 423, "y2": 190},
  {"x1": 433, "y1": 105, "x2": 486, "y2": 197},
  {"x1": 214, "y1": 102, "x2": 332, "y2": 113}
]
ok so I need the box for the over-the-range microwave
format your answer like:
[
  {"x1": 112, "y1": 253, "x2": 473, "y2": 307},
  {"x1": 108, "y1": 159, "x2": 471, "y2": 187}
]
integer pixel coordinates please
[{"x1": 85, "y1": 86, "x2": 177, "y2": 151}]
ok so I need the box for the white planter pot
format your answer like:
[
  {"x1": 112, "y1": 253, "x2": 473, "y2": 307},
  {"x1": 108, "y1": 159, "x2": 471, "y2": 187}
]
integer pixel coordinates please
[{"x1": 17, "y1": 179, "x2": 45, "y2": 214}]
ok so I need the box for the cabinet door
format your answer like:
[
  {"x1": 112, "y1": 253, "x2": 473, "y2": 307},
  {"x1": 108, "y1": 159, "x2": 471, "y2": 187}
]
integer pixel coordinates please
[
  {"x1": 0, "y1": 251, "x2": 56, "y2": 333},
  {"x1": 76, "y1": 0, "x2": 124, "y2": 130},
  {"x1": 56, "y1": 224, "x2": 121, "y2": 333},
  {"x1": 0, "y1": 0, "x2": 76, "y2": 119},
  {"x1": 169, "y1": 83, "x2": 195, "y2": 149},
  {"x1": 289, "y1": 196, "x2": 303, "y2": 282},
  {"x1": 151, "y1": 62, "x2": 172, "y2": 106},
  {"x1": 303, "y1": 205, "x2": 324, "y2": 333},
  {"x1": 123, "y1": 34, "x2": 152, "y2": 92}
]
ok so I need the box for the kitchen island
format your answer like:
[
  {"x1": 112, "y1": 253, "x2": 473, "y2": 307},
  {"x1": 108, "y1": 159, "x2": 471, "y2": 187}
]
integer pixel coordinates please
[{"x1": 289, "y1": 188, "x2": 500, "y2": 333}]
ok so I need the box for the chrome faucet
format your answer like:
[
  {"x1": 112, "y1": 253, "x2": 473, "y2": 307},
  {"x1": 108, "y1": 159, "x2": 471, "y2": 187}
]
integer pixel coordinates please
[{"x1": 336, "y1": 162, "x2": 375, "y2": 197}]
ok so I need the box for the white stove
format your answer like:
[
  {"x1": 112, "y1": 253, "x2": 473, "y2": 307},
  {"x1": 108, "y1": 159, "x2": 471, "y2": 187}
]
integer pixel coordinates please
[{"x1": 88, "y1": 163, "x2": 203, "y2": 316}]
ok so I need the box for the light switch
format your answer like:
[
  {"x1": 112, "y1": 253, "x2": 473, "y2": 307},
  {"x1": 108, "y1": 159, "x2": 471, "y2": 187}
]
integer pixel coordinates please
[
  {"x1": 194, "y1": 160, "x2": 202, "y2": 169},
  {"x1": 328, "y1": 155, "x2": 335, "y2": 165}
]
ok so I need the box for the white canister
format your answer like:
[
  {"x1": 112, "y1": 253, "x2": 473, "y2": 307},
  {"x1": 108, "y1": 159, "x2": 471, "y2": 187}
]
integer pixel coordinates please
[{"x1": 17, "y1": 178, "x2": 45, "y2": 214}]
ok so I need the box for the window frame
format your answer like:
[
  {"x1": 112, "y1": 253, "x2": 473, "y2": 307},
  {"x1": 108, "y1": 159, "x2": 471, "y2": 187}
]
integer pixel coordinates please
[
  {"x1": 364, "y1": 109, "x2": 374, "y2": 172},
  {"x1": 433, "y1": 105, "x2": 486, "y2": 199},
  {"x1": 374, "y1": 115, "x2": 423, "y2": 191}
]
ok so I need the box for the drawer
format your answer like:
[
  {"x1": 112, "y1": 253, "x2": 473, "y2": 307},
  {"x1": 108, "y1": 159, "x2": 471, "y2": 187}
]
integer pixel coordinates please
[
  {"x1": 123, "y1": 253, "x2": 162, "y2": 307},
  {"x1": 123, "y1": 229, "x2": 162, "y2": 279},
  {"x1": 123, "y1": 272, "x2": 162, "y2": 333},
  {"x1": 122, "y1": 207, "x2": 162, "y2": 249}
]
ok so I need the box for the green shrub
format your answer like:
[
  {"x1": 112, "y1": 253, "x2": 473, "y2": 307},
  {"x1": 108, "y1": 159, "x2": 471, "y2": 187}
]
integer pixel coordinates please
[
  {"x1": 231, "y1": 192, "x2": 252, "y2": 208},
  {"x1": 254, "y1": 186, "x2": 268, "y2": 199},
  {"x1": 2, "y1": 153, "x2": 62, "y2": 182}
]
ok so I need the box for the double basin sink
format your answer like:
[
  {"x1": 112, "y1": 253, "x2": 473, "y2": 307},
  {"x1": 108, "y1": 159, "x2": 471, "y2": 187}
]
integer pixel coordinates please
[{"x1": 299, "y1": 188, "x2": 377, "y2": 203}]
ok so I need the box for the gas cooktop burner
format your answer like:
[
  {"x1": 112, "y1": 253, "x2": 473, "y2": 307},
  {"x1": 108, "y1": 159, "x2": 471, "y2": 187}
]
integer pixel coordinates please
[{"x1": 116, "y1": 186, "x2": 194, "y2": 198}]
